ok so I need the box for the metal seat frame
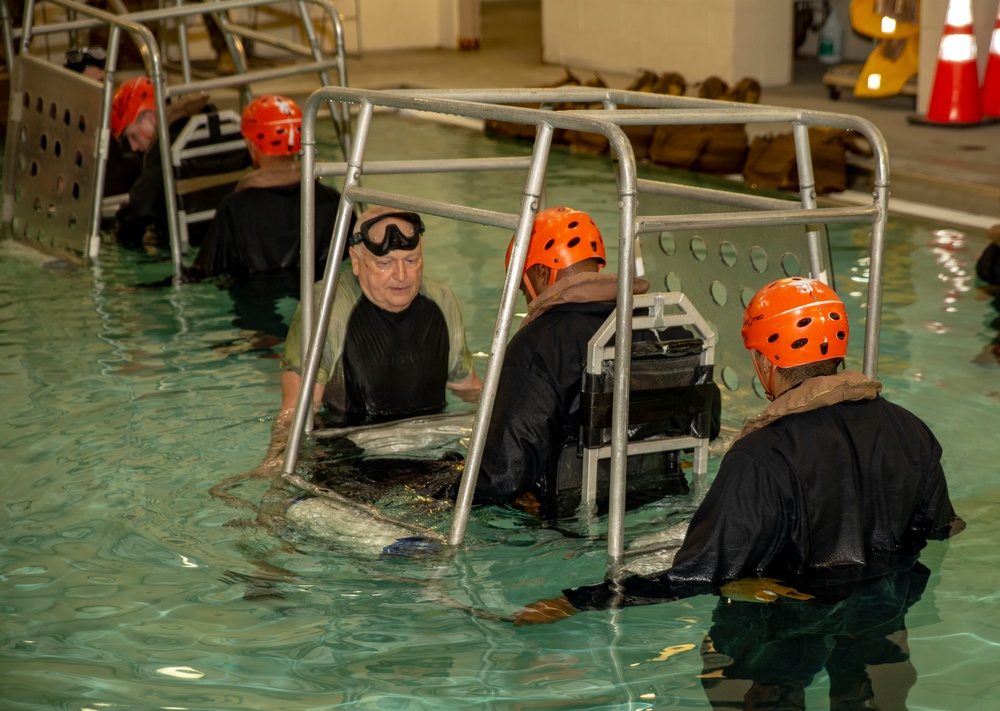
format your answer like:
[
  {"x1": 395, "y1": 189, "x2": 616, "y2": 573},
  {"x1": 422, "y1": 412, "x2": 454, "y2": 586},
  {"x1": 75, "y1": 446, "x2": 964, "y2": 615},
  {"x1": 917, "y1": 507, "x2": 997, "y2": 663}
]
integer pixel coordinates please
[{"x1": 580, "y1": 291, "x2": 717, "y2": 512}]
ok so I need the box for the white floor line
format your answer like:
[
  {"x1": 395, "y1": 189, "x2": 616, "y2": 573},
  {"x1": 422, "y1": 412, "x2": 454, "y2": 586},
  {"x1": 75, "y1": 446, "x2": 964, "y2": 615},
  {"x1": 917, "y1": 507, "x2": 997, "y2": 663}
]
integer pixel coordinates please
[{"x1": 833, "y1": 190, "x2": 998, "y2": 231}]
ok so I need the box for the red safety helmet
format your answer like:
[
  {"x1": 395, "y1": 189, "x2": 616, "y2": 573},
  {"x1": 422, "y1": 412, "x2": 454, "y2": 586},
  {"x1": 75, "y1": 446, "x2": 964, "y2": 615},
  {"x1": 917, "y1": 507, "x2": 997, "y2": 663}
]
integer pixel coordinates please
[
  {"x1": 741, "y1": 276, "x2": 849, "y2": 368},
  {"x1": 506, "y1": 206, "x2": 606, "y2": 298},
  {"x1": 110, "y1": 76, "x2": 156, "y2": 139},
  {"x1": 241, "y1": 95, "x2": 302, "y2": 156}
]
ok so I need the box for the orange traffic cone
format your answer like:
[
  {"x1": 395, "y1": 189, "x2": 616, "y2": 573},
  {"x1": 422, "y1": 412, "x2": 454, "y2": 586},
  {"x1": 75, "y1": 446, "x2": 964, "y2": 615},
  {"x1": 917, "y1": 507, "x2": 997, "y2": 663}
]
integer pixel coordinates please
[
  {"x1": 923, "y1": 0, "x2": 982, "y2": 124},
  {"x1": 982, "y1": 2, "x2": 1000, "y2": 117}
]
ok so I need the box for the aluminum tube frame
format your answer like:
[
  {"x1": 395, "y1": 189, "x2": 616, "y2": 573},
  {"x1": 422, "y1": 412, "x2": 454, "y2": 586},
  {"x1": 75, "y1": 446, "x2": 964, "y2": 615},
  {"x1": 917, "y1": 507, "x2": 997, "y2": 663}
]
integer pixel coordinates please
[
  {"x1": 448, "y1": 126, "x2": 556, "y2": 545},
  {"x1": 637, "y1": 205, "x2": 877, "y2": 232},
  {"x1": 281, "y1": 100, "x2": 374, "y2": 471},
  {"x1": 635, "y1": 178, "x2": 801, "y2": 211},
  {"x1": 314, "y1": 156, "x2": 534, "y2": 178},
  {"x1": 24, "y1": 0, "x2": 349, "y2": 275},
  {"x1": 792, "y1": 123, "x2": 828, "y2": 285},
  {"x1": 283, "y1": 86, "x2": 891, "y2": 566}
]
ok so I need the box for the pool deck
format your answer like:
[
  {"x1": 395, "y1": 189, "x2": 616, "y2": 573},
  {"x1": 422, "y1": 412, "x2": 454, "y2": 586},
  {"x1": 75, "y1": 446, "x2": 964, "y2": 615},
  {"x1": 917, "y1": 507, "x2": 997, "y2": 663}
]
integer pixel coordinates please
[{"x1": 251, "y1": 2, "x2": 999, "y2": 229}]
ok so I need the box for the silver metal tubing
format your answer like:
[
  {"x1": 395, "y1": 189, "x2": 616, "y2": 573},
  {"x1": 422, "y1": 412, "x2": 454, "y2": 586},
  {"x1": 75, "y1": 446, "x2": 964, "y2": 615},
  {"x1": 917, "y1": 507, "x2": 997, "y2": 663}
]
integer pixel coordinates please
[
  {"x1": 159, "y1": 59, "x2": 344, "y2": 97},
  {"x1": 636, "y1": 179, "x2": 800, "y2": 211},
  {"x1": 863, "y1": 185, "x2": 889, "y2": 380},
  {"x1": 18, "y1": 0, "x2": 351, "y2": 271},
  {"x1": 282, "y1": 101, "x2": 373, "y2": 474},
  {"x1": 791, "y1": 123, "x2": 827, "y2": 283},
  {"x1": 251, "y1": 84, "x2": 892, "y2": 571},
  {"x1": 637, "y1": 205, "x2": 877, "y2": 233},
  {"x1": 341, "y1": 186, "x2": 521, "y2": 232},
  {"x1": 448, "y1": 124, "x2": 556, "y2": 546},
  {"x1": 314, "y1": 156, "x2": 534, "y2": 178}
]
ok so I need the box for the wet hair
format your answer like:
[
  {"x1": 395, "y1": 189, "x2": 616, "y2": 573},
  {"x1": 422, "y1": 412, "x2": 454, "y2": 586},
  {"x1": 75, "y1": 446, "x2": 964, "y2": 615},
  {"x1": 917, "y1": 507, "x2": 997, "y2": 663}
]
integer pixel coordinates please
[{"x1": 779, "y1": 358, "x2": 841, "y2": 384}]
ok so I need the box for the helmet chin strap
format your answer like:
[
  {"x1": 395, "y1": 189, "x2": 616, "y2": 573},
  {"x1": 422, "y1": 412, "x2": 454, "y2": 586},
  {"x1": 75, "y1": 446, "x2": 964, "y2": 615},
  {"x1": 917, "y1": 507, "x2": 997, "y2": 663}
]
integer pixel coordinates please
[
  {"x1": 522, "y1": 265, "x2": 556, "y2": 302},
  {"x1": 521, "y1": 274, "x2": 538, "y2": 301},
  {"x1": 751, "y1": 352, "x2": 778, "y2": 402}
]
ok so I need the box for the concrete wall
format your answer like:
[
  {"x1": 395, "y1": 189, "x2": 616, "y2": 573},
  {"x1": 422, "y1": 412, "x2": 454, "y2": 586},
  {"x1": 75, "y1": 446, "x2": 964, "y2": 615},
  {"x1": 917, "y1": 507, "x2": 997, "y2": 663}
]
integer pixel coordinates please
[
  {"x1": 540, "y1": 0, "x2": 793, "y2": 86},
  {"x1": 355, "y1": 0, "x2": 460, "y2": 52}
]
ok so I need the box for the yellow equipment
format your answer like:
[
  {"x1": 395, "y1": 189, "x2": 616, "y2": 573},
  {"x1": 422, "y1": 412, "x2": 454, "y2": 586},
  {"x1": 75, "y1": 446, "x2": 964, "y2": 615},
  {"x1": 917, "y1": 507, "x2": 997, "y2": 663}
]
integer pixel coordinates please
[{"x1": 850, "y1": 0, "x2": 920, "y2": 98}]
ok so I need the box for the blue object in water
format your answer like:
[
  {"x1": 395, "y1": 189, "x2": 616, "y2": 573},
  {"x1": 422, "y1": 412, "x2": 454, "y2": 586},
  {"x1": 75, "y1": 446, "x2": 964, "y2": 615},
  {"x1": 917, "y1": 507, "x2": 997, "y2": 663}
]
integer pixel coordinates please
[{"x1": 382, "y1": 536, "x2": 443, "y2": 557}]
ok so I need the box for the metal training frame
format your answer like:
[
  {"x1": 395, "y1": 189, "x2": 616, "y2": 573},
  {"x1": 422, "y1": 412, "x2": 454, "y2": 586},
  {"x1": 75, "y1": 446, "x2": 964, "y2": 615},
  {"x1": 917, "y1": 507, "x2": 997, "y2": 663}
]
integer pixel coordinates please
[{"x1": 283, "y1": 85, "x2": 889, "y2": 574}]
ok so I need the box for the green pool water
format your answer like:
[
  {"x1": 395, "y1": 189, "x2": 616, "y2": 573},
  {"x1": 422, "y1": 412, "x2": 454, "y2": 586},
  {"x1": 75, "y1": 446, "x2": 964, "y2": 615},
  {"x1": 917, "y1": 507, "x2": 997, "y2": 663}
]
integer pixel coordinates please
[{"x1": 2, "y1": 114, "x2": 998, "y2": 710}]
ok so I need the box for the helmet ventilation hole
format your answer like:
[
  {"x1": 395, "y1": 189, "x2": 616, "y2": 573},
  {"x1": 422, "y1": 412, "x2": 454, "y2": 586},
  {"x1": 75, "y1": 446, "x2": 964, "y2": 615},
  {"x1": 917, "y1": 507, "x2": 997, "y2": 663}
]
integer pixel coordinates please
[
  {"x1": 544, "y1": 239, "x2": 555, "y2": 250},
  {"x1": 791, "y1": 338, "x2": 808, "y2": 349},
  {"x1": 767, "y1": 333, "x2": 779, "y2": 343},
  {"x1": 796, "y1": 317, "x2": 812, "y2": 328},
  {"x1": 567, "y1": 237, "x2": 580, "y2": 248},
  {"x1": 836, "y1": 331, "x2": 846, "y2": 340},
  {"x1": 829, "y1": 312, "x2": 841, "y2": 321},
  {"x1": 567, "y1": 220, "x2": 579, "y2": 228},
  {"x1": 820, "y1": 343, "x2": 829, "y2": 355}
]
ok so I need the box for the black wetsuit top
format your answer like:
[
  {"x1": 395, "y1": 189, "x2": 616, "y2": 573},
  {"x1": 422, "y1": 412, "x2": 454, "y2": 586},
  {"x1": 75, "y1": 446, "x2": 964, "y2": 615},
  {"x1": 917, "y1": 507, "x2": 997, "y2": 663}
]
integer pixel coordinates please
[
  {"x1": 340, "y1": 293, "x2": 450, "y2": 424},
  {"x1": 190, "y1": 181, "x2": 345, "y2": 278},
  {"x1": 564, "y1": 393, "x2": 961, "y2": 611},
  {"x1": 977, "y1": 242, "x2": 1000, "y2": 285},
  {"x1": 475, "y1": 300, "x2": 705, "y2": 507},
  {"x1": 476, "y1": 301, "x2": 615, "y2": 505}
]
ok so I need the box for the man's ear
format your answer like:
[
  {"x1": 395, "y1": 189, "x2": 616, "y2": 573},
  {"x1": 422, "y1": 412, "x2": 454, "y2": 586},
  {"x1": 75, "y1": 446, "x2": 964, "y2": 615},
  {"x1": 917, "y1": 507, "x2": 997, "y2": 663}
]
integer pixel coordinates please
[
  {"x1": 526, "y1": 264, "x2": 550, "y2": 293},
  {"x1": 349, "y1": 245, "x2": 361, "y2": 275}
]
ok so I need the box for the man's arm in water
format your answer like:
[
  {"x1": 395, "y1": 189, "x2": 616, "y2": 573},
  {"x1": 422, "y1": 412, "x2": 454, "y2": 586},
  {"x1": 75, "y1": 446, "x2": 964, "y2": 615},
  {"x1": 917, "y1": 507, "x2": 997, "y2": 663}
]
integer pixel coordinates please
[{"x1": 448, "y1": 370, "x2": 482, "y2": 403}]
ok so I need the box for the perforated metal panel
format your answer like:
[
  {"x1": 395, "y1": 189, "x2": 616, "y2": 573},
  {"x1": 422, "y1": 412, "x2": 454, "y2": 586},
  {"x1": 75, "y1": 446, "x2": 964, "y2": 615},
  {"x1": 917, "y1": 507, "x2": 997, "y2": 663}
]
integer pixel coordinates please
[
  {"x1": 2, "y1": 55, "x2": 104, "y2": 257},
  {"x1": 637, "y1": 193, "x2": 829, "y2": 423}
]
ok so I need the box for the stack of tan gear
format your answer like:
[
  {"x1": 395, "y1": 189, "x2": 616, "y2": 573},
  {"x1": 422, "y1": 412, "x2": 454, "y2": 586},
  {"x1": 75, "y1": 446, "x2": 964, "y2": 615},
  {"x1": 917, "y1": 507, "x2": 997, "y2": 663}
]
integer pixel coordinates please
[
  {"x1": 483, "y1": 69, "x2": 607, "y2": 143},
  {"x1": 742, "y1": 127, "x2": 873, "y2": 195},
  {"x1": 646, "y1": 75, "x2": 761, "y2": 175},
  {"x1": 564, "y1": 71, "x2": 688, "y2": 158},
  {"x1": 483, "y1": 70, "x2": 870, "y2": 196}
]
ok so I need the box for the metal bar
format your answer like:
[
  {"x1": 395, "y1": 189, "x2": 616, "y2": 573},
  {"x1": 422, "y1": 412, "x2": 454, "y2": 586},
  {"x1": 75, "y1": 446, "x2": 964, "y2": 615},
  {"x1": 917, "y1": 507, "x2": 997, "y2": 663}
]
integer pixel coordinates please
[
  {"x1": 605, "y1": 128, "x2": 639, "y2": 574},
  {"x1": 0, "y1": 0, "x2": 15, "y2": 76},
  {"x1": 637, "y1": 205, "x2": 877, "y2": 233},
  {"x1": 636, "y1": 178, "x2": 798, "y2": 211},
  {"x1": 342, "y1": 187, "x2": 520, "y2": 231},
  {"x1": 448, "y1": 124, "x2": 556, "y2": 547},
  {"x1": 791, "y1": 123, "x2": 828, "y2": 283},
  {"x1": 864, "y1": 186, "x2": 889, "y2": 379},
  {"x1": 160, "y1": 58, "x2": 342, "y2": 96},
  {"x1": 223, "y1": 23, "x2": 314, "y2": 57},
  {"x1": 88, "y1": 27, "x2": 125, "y2": 257},
  {"x1": 172, "y1": 0, "x2": 192, "y2": 85},
  {"x1": 314, "y1": 156, "x2": 533, "y2": 178},
  {"x1": 282, "y1": 100, "x2": 375, "y2": 476}
]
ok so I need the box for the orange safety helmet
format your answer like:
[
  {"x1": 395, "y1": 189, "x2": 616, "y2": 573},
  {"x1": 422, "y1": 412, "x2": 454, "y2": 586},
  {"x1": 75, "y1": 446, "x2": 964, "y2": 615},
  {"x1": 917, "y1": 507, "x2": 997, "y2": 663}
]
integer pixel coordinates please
[
  {"x1": 110, "y1": 76, "x2": 156, "y2": 139},
  {"x1": 742, "y1": 275, "x2": 849, "y2": 365},
  {"x1": 241, "y1": 95, "x2": 302, "y2": 156},
  {"x1": 506, "y1": 206, "x2": 606, "y2": 299}
]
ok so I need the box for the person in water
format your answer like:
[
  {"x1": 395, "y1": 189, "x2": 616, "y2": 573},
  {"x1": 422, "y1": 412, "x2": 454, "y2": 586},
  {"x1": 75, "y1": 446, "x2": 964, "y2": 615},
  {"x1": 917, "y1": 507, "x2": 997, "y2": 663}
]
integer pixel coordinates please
[
  {"x1": 473, "y1": 206, "x2": 715, "y2": 515},
  {"x1": 108, "y1": 76, "x2": 250, "y2": 249},
  {"x1": 185, "y1": 94, "x2": 352, "y2": 341},
  {"x1": 514, "y1": 276, "x2": 964, "y2": 625},
  {"x1": 975, "y1": 224, "x2": 1000, "y2": 286},
  {"x1": 275, "y1": 206, "x2": 481, "y2": 433}
]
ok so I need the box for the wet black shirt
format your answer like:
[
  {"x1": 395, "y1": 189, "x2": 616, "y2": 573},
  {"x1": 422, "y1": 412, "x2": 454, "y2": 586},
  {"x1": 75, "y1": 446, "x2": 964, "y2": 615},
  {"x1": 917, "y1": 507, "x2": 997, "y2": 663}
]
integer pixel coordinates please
[
  {"x1": 191, "y1": 181, "x2": 345, "y2": 277},
  {"x1": 565, "y1": 394, "x2": 961, "y2": 611},
  {"x1": 340, "y1": 293, "x2": 451, "y2": 425}
]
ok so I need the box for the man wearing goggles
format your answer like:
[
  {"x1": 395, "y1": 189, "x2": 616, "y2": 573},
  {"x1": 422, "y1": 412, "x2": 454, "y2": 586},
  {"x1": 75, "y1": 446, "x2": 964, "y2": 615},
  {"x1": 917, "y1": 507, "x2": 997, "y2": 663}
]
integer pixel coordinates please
[
  {"x1": 278, "y1": 205, "x2": 481, "y2": 432},
  {"x1": 350, "y1": 211, "x2": 424, "y2": 257}
]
